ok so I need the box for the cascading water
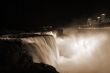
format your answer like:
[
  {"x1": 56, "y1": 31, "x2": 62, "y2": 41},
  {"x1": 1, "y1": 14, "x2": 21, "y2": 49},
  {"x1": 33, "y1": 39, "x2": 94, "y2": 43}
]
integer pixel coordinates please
[
  {"x1": 22, "y1": 35, "x2": 59, "y2": 68},
  {"x1": 55, "y1": 27, "x2": 110, "y2": 73},
  {"x1": 22, "y1": 27, "x2": 110, "y2": 73}
]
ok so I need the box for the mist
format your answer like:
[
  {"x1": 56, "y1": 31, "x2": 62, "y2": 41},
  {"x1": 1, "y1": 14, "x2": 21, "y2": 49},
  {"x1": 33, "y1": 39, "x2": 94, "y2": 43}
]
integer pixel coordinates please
[
  {"x1": 21, "y1": 26, "x2": 110, "y2": 73},
  {"x1": 55, "y1": 27, "x2": 110, "y2": 73}
]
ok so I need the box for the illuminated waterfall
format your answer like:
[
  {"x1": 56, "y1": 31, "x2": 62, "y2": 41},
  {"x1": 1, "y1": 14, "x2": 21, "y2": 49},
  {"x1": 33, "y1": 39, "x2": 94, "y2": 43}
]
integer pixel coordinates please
[
  {"x1": 22, "y1": 27, "x2": 110, "y2": 73},
  {"x1": 22, "y1": 35, "x2": 59, "y2": 68}
]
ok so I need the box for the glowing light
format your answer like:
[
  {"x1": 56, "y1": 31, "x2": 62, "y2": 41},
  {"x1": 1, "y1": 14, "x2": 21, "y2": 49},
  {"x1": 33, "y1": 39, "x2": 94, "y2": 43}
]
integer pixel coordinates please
[
  {"x1": 55, "y1": 28, "x2": 110, "y2": 72},
  {"x1": 97, "y1": 16, "x2": 101, "y2": 19},
  {"x1": 56, "y1": 32, "x2": 107, "y2": 60},
  {"x1": 101, "y1": 13, "x2": 106, "y2": 16}
]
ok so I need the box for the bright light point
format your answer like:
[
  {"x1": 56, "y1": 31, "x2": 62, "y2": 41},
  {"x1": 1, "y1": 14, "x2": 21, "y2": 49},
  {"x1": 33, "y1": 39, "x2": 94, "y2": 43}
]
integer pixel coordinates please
[
  {"x1": 101, "y1": 13, "x2": 105, "y2": 16},
  {"x1": 97, "y1": 16, "x2": 101, "y2": 19}
]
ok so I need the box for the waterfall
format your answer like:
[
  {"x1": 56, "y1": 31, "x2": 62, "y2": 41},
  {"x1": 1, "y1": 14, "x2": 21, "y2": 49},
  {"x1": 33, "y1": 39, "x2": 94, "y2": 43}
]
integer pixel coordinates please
[
  {"x1": 22, "y1": 35, "x2": 59, "y2": 68},
  {"x1": 21, "y1": 27, "x2": 110, "y2": 73}
]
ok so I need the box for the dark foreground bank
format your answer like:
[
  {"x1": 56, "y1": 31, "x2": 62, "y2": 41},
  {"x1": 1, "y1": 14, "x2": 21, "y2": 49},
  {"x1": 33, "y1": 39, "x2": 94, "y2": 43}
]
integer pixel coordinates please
[{"x1": 0, "y1": 39, "x2": 59, "y2": 73}]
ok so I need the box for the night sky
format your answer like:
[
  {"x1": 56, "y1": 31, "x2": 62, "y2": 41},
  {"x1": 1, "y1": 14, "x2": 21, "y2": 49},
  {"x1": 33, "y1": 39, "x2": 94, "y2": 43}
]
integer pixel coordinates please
[{"x1": 2, "y1": 1, "x2": 110, "y2": 32}]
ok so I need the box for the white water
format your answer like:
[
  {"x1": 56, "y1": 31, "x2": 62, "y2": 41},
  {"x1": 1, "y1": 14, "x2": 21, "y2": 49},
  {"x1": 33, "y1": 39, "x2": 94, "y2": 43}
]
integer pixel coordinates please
[
  {"x1": 22, "y1": 27, "x2": 110, "y2": 73},
  {"x1": 22, "y1": 36, "x2": 59, "y2": 67}
]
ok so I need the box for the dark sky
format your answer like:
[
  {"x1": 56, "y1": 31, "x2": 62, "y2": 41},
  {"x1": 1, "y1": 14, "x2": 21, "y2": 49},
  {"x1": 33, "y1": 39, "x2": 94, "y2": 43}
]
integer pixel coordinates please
[{"x1": 2, "y1": 0, "x2": 110, "y2": 32}]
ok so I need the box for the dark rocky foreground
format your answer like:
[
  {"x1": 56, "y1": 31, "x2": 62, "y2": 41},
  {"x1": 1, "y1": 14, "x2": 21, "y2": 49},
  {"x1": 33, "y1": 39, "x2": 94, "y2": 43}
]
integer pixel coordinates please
[{"x1": 0, "y1": 39, "x2": 59, "y2": 73}]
